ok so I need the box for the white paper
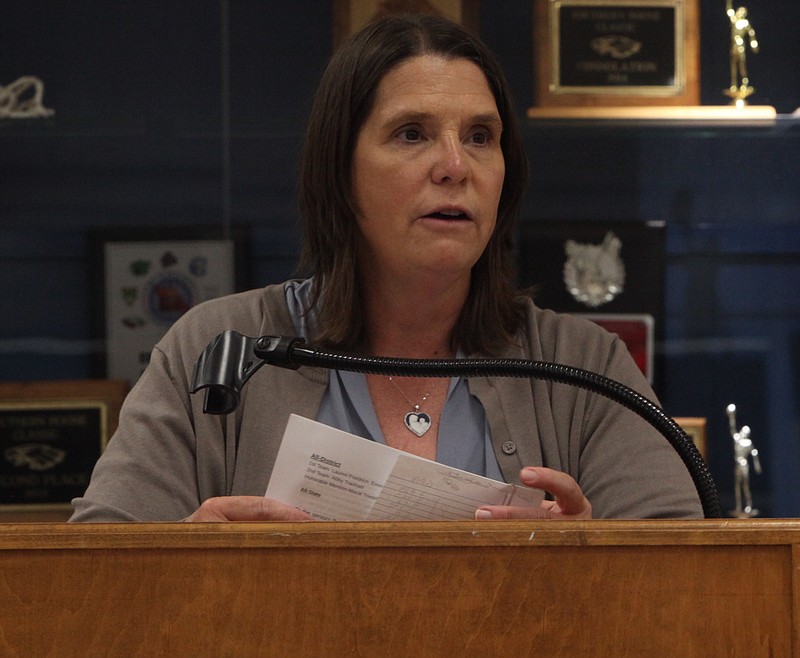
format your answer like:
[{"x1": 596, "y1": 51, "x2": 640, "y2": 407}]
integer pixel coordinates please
[{"x1": 265, "y1": 414, "x2": 544, "y2": 521}]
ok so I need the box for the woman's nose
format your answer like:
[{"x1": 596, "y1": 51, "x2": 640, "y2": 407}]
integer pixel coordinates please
[{"x1": 431, "y1": 137, "x2": 469, "y2": 184}]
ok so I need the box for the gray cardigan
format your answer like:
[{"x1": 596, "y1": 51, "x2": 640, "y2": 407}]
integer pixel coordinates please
[{"x1": 71, "y1": 282, "x2": 702, "y2": 521}]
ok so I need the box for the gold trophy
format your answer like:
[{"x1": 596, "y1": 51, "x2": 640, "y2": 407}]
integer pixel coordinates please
[{"x1": 724, "y1": 1, "x2": 760, "y2": 106}]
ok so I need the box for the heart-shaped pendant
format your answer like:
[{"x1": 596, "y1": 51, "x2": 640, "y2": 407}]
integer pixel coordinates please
[{"x1": 404, "y1": 411, "x2": 432, "y2": 437}]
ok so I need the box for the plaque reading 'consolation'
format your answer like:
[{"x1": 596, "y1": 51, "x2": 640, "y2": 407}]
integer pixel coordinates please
[
  {"x1": 559, "y1": 5, "x2": 677, "y2": 88},
  {"x1": 533, "y1": 0, "x2": 699, "y2": 108}
]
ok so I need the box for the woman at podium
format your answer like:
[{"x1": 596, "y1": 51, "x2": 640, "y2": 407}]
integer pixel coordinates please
[{"x1": 71, "y1": 14, "x2": 702, "y2": 523}]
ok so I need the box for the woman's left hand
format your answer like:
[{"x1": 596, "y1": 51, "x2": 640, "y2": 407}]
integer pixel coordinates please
[{"x1": 474, "y1": 466, "x2": 592, "y2": 520}]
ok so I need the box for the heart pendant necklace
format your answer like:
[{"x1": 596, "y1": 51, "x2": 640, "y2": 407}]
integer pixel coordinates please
[{"x1": 388, "y1": 376, "x2": 432, "y2": 437}]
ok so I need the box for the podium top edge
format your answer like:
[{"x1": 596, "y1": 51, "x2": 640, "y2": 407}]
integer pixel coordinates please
[{"x1": 2, "y1": 518, "x2": 800, "y2": 551}]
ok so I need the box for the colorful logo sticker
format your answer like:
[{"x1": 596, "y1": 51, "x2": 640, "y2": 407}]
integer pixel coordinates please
[
  {"x1": 130, "y1": 259, "x2": 151, "y2": 277},
  {"x1": 160, "y1": 251, "x2": 178, "y2": 268},
  {"x1": 189, "y1": 256, "x2": 208, "y2": 278},
  {"x1": 122, "y1": 316, "x2": 146, "y2": 329},
  {"x1": 145, "y1": 273, "x2": 195, "y2": 325},
  {"x1": 122, "y1": 286, "x2": 138, "y2": 306}
]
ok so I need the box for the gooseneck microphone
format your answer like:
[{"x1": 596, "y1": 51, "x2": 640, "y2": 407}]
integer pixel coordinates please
[{"x1": 191, "y1": 331, "x2": 721, "y2": 518}]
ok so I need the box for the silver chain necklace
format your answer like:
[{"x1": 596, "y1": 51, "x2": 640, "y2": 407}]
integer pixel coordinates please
[{"x1": 388, "y1": 376, "x2": 432, "y2": 436}]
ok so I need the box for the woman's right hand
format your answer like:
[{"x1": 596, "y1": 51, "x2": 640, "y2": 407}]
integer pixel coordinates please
[
  {"x1": 184, "y1": 496, "x2": 313, "y2": 522},
  {"x1": 474, "y1": 467, "x2": 592, "y2": 520}
]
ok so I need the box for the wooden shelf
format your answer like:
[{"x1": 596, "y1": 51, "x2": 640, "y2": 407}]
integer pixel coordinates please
[{"x1": 527, "y1": 104, "x2": 778, "y2": 126}]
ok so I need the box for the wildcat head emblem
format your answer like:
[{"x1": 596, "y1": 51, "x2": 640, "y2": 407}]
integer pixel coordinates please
[{"x1": 563, "y1": 232, "x2": 625, "y2": 308}]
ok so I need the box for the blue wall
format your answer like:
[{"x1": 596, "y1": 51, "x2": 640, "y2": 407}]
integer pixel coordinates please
[{"x1": 1, "y1": 1, "x2": 798, "y2": 515}]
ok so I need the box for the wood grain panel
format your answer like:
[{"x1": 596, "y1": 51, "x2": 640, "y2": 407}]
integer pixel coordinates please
[{"x1": 0, "y1": 521, "x2": 796, "y2": 656}]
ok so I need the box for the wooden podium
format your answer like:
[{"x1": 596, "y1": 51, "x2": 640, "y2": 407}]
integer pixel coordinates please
[{"x1": 0, "y1": 520, "x2": 796, "y2": 657}]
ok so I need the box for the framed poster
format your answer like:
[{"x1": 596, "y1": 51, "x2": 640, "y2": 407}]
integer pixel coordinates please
[
  {"x1": 333, "y1": 0, "x2": 480, "y2": 46},
  {"x1": 531, "y1": 0, "x2": 700, "y2": 109},
  {"x1": 89, "y1": 225, "x2": 249, "y2": 386}
]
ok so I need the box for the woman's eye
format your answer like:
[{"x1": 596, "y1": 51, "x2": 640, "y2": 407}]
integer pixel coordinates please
[
  {"x1": 469, "y1": 130, "x2": 491, "y2": 145},
  {"x1": 397, "y1": 127, "x2": 422, "y2": 142}
]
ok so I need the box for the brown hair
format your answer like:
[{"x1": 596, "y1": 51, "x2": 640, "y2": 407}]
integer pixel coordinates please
[{"x1": 298, "y1": 13, "x2": 528, "y2": 354}]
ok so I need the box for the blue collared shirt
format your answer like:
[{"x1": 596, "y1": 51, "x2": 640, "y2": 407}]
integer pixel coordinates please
[{"x1": 285, "y1": 279, "x2": 502, "y2": 480}]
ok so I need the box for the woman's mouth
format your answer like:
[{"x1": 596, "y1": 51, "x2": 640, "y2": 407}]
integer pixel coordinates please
[{"x1": 424, "y1": 209, "x2": 470, "y2": 221}]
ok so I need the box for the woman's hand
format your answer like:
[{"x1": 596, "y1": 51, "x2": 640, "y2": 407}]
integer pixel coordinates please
[
  {"x1": 474, "y1": 467, "x2": 592, "y2": 520},
  {"x1": 184, "y1": 496, "x2": 313, "y2": 522}
]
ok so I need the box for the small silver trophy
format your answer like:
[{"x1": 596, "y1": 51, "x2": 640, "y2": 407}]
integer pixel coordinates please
[
  {"x1": 726, "y1": 403, "x2": 762, "y2": 517},
  {"x1": 724, "y1": 1, "x2": 760, "y2": 106}
]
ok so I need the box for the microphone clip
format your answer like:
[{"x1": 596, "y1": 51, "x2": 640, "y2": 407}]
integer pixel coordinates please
[{"x1": 191, "y1": 331, "x2": 304, "y2": 415}]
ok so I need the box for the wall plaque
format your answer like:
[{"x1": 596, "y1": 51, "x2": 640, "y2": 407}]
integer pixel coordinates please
[
  {"x1": 333, "y1": 0, "x2": 480, "y2": 47},
  {"x1": 674, "y1": 416, "x2": 707, "y2": 460},
  {"x1": 0, "y1": 380, "x2": 126, "y2": 513},
  {"x1": 532, "y1": 0, "x2": 699, "y2": 108}
]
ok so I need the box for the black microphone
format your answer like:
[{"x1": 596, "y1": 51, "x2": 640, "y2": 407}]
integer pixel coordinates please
[{"x1": 191, "y1": 331, "x2": 720, "y2": 518}]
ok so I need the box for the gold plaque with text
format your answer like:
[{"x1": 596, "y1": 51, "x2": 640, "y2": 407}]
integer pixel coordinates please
[{"x1": 533, "y1": 0, "x2": 700, "y2": 108}]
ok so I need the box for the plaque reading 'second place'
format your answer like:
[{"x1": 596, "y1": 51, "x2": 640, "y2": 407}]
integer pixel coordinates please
[
  {"x1": 533, "y1": 0, "x2": 700, "y2": 108},
  {"x1": 0, "y1": 403, "x2": 105, "y2": 508},
  {"x1": 0, "y1": 380, "x2": 126, "y2": 512}
]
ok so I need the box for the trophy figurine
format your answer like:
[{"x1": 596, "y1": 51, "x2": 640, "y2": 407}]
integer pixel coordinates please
[
  {"x1": 726, "y1": 403, "x2": 762, "y2": 517},
  {"x1": 724, "y1": 1, "x2": 760, "y2": 106}
]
